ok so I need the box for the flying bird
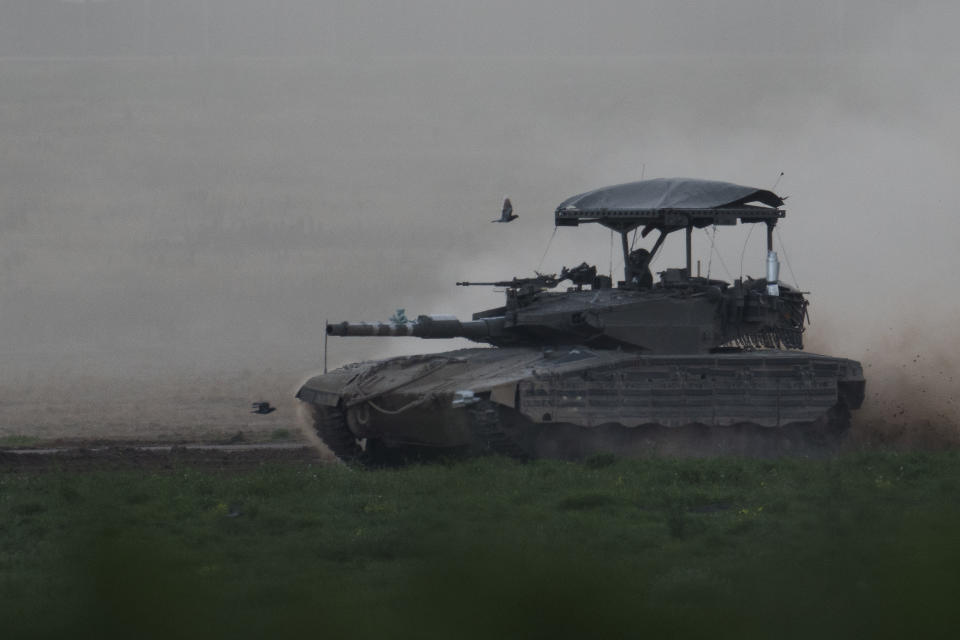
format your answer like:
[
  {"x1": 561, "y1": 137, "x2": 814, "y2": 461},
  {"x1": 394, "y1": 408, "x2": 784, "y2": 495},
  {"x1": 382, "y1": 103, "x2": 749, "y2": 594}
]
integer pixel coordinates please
[
  {"x1": 492, "y1": 197, "x2": 518, "y2": 223},
  {"x1": 250, "y1": 402, "x2": 276, "y2": 415}
]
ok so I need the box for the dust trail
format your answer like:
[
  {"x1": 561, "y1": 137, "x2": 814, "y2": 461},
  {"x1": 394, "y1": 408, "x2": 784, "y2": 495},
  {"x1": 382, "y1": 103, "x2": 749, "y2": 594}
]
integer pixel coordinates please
[
  {"x1": 294, "y1": 396, "x2": 339, "y2": 462},
  {"x1": 849, "y1": 349, "x2": 960, "y2": 451},
  {"x1": 807, "y1": 325, "x2": 960, "y2": 450}
]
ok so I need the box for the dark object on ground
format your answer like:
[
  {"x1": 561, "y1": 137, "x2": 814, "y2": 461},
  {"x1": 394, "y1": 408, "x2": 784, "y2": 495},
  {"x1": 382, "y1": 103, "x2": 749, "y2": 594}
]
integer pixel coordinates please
[
  {"x1": 251, "y1": 402, "x2": 276, "y2": 415},
  {"x1": 300, "y1": 178, "x2": 865, "y2": 465}
]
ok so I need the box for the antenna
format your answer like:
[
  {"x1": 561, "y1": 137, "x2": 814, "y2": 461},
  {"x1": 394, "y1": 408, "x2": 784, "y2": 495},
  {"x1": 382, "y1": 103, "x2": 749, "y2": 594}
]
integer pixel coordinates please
[
  {"x1": 772, "y1": 171, "x2": 784, "y2": 191},
  {"x1": 776, "y1": 227, "x2": 801, "y2": 289},
  {"x1": 640, "y1": 163, "x2": 646, "y2": 180},
  {"x1": 535, "y1": 227, "x2": 557, "y2": 272}
]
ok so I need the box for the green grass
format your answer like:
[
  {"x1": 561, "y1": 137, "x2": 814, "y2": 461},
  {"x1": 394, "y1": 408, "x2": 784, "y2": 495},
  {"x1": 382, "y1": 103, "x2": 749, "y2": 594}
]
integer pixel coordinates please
[
  {"x1": 2, "y1": 453, "x2": 959, "y2": 639},
  {"x1": 270, "y1": 428, "x2": 293, "y2": 441},
  {"x1": 0, "y1": 434, "x2": 42, "y2": 448}
]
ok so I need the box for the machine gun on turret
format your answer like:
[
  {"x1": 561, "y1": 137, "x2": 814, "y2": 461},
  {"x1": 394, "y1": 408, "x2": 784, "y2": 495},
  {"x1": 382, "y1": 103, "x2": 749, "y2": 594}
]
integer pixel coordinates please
[
  {"x1": 559, "y1": 262, "x2": 610, "y2": 290},
  {"x1": 456, "y1": 263, "x2": 612, "y2": 295},
  {"x1": 456, "y1": 272, "x2": 560, "y2": 297}
]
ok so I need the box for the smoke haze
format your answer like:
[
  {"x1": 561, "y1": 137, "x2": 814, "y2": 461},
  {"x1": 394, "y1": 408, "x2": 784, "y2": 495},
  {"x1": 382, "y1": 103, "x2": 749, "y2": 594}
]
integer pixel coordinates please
[{"x1": 1, "y1": 2, "x2": 957, "y2": 444}]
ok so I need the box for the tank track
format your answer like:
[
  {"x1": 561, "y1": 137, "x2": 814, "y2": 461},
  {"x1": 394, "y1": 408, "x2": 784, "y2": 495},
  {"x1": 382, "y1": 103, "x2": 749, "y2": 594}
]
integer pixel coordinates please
[
  {"x1": 310, "y1": 404, "x2": 364, "y2": 464},
  {"x1": 531, "y1": 400, "x2": 852, "y2": 459},
  {"x1": 467, "y1": 401, "x2": 529, "y2": 460},
  {"x1": 801, "y1": 400, "x2": 851, "y2": 446},
  {"x1": 309, "y1": 398, "x2": 850, "y2": 465},
  {"x1": 309, "y1": 403, "x2": 437, "y2": 467}
]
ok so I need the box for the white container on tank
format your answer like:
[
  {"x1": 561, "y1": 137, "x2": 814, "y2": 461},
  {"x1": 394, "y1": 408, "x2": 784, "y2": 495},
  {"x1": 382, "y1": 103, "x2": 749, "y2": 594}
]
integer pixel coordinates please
[{"x1": 766, "y1": 250, "x2": 780, "y2": 296}]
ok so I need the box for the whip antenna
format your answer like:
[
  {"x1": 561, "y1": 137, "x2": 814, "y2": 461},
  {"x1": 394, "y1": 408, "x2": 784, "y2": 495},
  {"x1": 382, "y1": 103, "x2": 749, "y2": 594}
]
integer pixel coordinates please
[
  {"x1": 535, "y1": 226, "x2": 558, "y2": 272},
  {"x1": 776, "y1": 227, "x2": 801, "y2": 289},
  {"x1": 772, "y1": 171, "x2": 784, "y2": 191}
]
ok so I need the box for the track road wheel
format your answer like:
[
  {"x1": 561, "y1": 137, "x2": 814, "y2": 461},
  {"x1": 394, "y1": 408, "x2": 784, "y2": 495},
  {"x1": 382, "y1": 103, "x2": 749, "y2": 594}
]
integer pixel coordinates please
[
  {"x1": 806, "y1": 401, "x2": 852, "y2": 447},
  {"x1": 312, "y1": 404, "x2": 364, "y2": 464},
  {"x1": 361, "y1": 438, "x2": 412, "y2": 468},
  {"x1": 467, "y1": 401, "x2": 529, "y2": 460}
]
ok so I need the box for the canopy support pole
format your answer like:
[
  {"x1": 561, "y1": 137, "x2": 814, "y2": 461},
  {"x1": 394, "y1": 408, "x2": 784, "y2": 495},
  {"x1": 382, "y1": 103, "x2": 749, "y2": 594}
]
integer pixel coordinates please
[
  {"x1": 685, "y1": 225, "x2": 693, "y2": 277},
  {"x1": 620, "y1": 231, "x2": 630, "y2": 282}
]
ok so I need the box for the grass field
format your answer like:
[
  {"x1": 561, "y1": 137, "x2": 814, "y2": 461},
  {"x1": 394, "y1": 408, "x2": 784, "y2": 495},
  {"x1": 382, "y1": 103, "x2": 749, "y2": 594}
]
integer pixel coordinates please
[{"x1": 2, "y1": 452, "x2": 959, "y2": 639}]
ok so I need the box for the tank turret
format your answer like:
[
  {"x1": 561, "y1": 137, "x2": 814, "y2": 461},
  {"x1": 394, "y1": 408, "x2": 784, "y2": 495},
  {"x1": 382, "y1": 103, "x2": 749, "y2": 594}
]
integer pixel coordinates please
[
  {"x1": 299, "y1": 178, "x2": 865, "y2": 465},
  {"x1": 327, "y1": 179, "x2": 806, "y2": 354},
  {"x1": 327, "y1": 274, "x2": 805, "y2": 354}
]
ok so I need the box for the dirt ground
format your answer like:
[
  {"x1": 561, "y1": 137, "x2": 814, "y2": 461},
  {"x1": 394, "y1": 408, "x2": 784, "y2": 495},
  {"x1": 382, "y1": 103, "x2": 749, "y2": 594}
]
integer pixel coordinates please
[{"x1": 1, "y1": 368, "x2": 956, "y2": 473}]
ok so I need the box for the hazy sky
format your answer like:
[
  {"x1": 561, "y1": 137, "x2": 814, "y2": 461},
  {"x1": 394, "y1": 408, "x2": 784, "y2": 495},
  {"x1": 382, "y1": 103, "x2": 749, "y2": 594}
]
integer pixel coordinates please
[
  {"x1": 3, "y1": 1, "x2": 959, "y2": 58},
  {"x1": 1, "y1": 1, "x2": 958, "y2": 434}
]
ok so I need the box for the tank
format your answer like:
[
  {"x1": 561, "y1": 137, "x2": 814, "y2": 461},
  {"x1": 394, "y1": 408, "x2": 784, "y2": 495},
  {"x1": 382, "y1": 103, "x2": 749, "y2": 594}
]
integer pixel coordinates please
[{"x1": 297, "y1": 178, "x2": 865, "y2": 464}]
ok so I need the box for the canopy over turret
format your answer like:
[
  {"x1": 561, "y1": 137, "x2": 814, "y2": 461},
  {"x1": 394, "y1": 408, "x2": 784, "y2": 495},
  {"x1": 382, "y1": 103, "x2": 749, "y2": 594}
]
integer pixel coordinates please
[
  {"x1": 555, "y1": 178, "x2": 784, "y2": 232},
  {"x1": 555, "y1": 178, "x2": 785, "y2": 283}
]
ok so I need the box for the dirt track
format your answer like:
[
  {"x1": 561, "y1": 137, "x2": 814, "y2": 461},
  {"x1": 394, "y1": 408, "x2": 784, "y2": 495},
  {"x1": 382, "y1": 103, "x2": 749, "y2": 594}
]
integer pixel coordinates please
[{"x1": 0, "y1": 443, "x2": 329, "y2": 473}]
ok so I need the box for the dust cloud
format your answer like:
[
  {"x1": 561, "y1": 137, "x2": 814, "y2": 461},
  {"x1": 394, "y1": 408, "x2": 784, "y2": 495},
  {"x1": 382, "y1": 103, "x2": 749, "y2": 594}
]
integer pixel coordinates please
[
  {"x1": 808, "y1": 322, "x2": 960, "y2": 450},
  {"x1": 294, "y1": 401, "x2": 338, "y2": 462},
  {"x1": 0, "y1": 3, "x2": 958, "y2": 448}
]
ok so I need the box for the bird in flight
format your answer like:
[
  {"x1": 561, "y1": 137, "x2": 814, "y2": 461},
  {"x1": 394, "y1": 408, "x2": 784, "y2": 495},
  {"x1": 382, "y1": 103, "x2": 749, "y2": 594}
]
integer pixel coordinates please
[
  {"x1": 492, "y1": 197, "x2": 518, "y2": 223},
  {"x1": 250, "y1": 402, "x2": 276, "y2": 415}
]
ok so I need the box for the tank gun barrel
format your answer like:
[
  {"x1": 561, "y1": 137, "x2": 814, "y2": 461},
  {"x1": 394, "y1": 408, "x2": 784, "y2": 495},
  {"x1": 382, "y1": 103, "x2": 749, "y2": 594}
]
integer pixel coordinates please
[{"x1": 327, "y1": 314, "x2": 505, "y2": 341}]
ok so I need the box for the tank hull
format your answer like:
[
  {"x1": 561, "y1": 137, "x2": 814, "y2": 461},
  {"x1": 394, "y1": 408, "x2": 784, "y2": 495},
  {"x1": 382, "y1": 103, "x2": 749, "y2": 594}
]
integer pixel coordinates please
[{"x1": 297, "y1": 346, "x2": 864, "y2": 464}]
